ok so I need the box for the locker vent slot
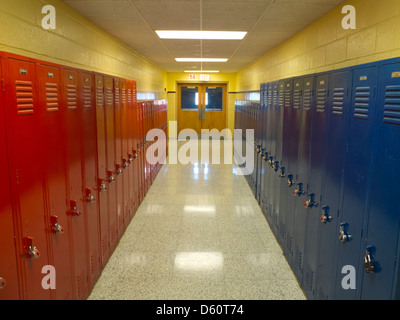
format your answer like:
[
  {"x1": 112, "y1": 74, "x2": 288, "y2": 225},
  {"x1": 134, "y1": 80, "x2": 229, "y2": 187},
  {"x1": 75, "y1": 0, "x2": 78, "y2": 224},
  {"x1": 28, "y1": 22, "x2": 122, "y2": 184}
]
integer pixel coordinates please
[
  {"x1": 268, "y1": 90, "x2": 273, "y2": 107},
  {"x1": 46, "y1": 83, "x2": 59, "y2": 112},
  {"x1": 278, "y1": 89, "x2": 284, "y2": 108},
  {"x1": 106, "y1": 88, "x2": 113, "y2": 106},
  {"x1": 272, "y1": 90, "x2": 278, "y2": 108},
  {"x1": 384, "y1": 85, "x2": 400, "y2": 125},
  {"x1": 96, "y1": 86, "x2": 103, "y2": 108},
  {"x1": 286, "y1": 234, "x2": 293, "y2": 255},
  {"x1": 83, "y1": 86, "x2": 92, "y2": 108},
  {"x1": 332, "y1": 88, "x2": 344, "y2": 116},
  {"x1": 67, "y1": 84, "x2": 77, "y2": 110},
  {"x1": 114, "y1": 88, "x2": 120, "y2": 105},
  {"x1": 354, "y1": 86, "x2": 371, "y2": 120},
  {"x1": 284, "y1": 89, "x2": 292, "y2": 108},
  {"x1": 90, "y1": 250, "x2": 99, "y2": 276},
  {"x1": 127, "y1": 89, "x2": 132, "y2": 104},
  {"x1": 76, "y1": 268, "x2": 88, "y2": 300},
  {"x1": 316, "y1": 88, "x2": 327, "y2": 113},
  {"x1": 295, "y1": 246, "x2": 303, "y2": 273},
  {"x1": 122, "y1": 89, "x2": 126, "y2": 105},
  {"x1": 16, "y1": 80, "x2": 34, "y2": 115},
  {"x1": 303, "y1": 89, "x2": 312, "y2": 111},
  {"x1": 293, "y1": 89, "x2": 302, "y2": 109}
]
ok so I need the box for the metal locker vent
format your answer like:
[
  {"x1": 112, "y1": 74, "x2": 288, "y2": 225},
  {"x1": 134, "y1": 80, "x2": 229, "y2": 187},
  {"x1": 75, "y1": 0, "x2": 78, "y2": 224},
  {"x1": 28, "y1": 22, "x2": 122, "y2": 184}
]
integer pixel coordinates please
[
  {"x1": 316, "y1": 88, "x2": 327, "y2": 113},
  {"x1": 106, "y1": 88, "x2": 113, "y2": 106},
  {"x1": 122, "y1": 89, "x2": 126, "y2": 105},
  {"x1": 67, "y1": 84, "x2": 77, "y2": 110},
  {"x1": 46, "y1": 82, "x2": 59, "y2": 112},
  {"x1": 332, "y1": 88, "x2": 345, "y2": 116},
  {"x1": 284, "y1": 89, "x2": 292, "y2": 108},
  {"x1": 279, "y1": 90, "x2": 284, "y2": 108},
  {"x1": 96, "y1": 86, "x2": 103, "y2": 107},
  {"x1": 384, "y1": 85, "x2": 400, "y2": 125},
  {"x1": 114, "y1": 88, "x2": 120, "y2": 105},
  {"x1": 15, "y1": 80, "x2": 34, "y2": 115},
  {"x1": 127, "y1": 89, "x2": 132, "y2": 103},
  {"x1": 83, "y1": 86, "x2": 92, "y2": 108},
  {"x1": 294, "y1": 89, "x2": 302, "y2": 109},
  {"x1": 354, "y1": 86, "x2": 371, "y2": 120},
  {"x1": 272, "y1": 90, "x2": 278, "y2": 108},
  {"x1": 303, "y1": 89, "x2": 312, "y2": 111},
  {"x1": 304, "y1": 263, "x2": 314, "y2": 292}
]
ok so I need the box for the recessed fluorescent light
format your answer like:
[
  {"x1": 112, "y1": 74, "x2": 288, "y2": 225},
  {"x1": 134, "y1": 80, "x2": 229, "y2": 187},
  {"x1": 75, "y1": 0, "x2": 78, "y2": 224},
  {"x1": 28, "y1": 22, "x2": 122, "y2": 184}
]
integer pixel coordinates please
[
  {"x1": 184, "y1": 70, "x2": 220, "y2": 73},
  {"x1": 156, "y1": 30, "x2": 247, "y2": 40},
  {"x1": 176, "y1": 58, "x2": 228, "y2": 62}
]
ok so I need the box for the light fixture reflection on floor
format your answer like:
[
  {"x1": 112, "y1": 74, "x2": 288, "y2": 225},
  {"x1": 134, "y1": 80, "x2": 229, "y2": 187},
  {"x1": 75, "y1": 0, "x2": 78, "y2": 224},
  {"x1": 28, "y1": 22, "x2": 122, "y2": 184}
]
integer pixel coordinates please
[{"x1": 174, "y1": 252, "x2": 224, "y2": 271}]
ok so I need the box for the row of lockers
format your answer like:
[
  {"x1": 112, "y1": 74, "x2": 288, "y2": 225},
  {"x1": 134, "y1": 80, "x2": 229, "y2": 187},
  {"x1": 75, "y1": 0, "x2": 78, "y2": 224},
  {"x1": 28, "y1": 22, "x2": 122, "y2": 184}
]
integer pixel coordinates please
[
  {"x1": 235, "y1": 56, "x2": 400, "y2": 300},
  {"x1": 0, "y1": 51, "x2": 167, "y2": 300}
]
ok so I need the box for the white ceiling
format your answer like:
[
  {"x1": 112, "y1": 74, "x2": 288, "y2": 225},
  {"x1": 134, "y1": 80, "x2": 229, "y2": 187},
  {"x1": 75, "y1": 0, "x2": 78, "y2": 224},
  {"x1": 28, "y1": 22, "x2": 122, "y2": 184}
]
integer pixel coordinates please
[{"x1": 62, "y1": 0, "x2": 346, "y2": 73}]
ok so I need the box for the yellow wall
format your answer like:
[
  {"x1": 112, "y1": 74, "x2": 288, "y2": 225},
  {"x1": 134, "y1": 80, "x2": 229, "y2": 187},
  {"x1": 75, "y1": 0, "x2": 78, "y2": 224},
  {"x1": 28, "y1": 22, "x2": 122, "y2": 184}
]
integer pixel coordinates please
[
  {"x1": 237, "y1": 0, "x2": 400, "y2": 91},
  {"x1": 0, "y1": 0, "x2": 167, "y2": 96},
  {"x1": 166, "y1": 72, "x2": 237, "y2": 138}
]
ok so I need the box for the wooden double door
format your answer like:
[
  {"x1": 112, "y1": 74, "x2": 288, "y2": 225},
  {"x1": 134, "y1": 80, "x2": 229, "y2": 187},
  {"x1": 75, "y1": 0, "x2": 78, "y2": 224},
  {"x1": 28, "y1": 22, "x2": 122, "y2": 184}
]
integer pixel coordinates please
[{"x1": 177, "y1": 83, "x2": 227, "y2": 135}]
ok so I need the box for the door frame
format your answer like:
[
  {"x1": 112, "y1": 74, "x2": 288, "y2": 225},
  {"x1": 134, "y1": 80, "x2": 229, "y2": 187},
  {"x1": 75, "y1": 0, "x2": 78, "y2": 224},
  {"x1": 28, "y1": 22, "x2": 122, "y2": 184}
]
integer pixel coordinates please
[{"x1": 177, "y1": 82, "x2": 228, "y2": 135}]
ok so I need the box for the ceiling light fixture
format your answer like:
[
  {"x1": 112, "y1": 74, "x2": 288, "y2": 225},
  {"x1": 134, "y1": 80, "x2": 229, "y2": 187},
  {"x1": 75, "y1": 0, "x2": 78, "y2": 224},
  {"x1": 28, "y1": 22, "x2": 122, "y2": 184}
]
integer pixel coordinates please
[
  {"x1": 184, "y1": 70, "x2": 220, "y2": 73},
  {"x1": 155, "y1": 30, "x2": 247, "y2": 40},
  {"x1": 176, "y1": 58, "x2": 228, "y2": 62}
]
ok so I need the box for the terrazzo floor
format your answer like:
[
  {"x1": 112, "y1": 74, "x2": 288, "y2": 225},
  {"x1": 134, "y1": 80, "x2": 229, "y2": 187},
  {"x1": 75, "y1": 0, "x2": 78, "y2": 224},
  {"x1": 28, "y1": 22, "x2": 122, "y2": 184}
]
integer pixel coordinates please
[{"x1": 88, "y1": 139, "x2": 306, "y2": 300}]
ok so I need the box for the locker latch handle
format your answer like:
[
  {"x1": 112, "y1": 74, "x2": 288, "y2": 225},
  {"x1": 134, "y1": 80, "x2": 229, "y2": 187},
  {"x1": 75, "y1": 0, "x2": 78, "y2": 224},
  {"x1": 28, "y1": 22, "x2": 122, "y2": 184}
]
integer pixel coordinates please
[
  {"x1": 133, "y1": 150, "x2": 138, "y2": 159},
  {"x1": 85, "y1": 188, "x2": 95, "y2": 203},
  {"x1": 258, "y1": 148, "x2": 264, "y2": 158},
  {"x1": 339, "y1": 222, "x2": 352, "y2": 243},
  {"x1": 287, "y1": 174, "x2": 294, "y2": 187},
  {"x1": 320, "y1": 206, "x2": 331, "y2": 223},
  {"x1": 304, "y1": 193, "x2": 316, "y2": 208},
  {"x1": 23, "y1": 237, "x2": 41, "y2": 260},
  {"x1": 50, "y1": 215, "x2": 64, "y2": 235},
  {"x1": 115, "y1": 164, "x2": 123, "y2": 175},
  {"x1": 69, "y1": 200, "x2": 82, "y2": 217},
  {"x1": 122, "y1": 159, "x2": 129, "y2": 169},
  {"x1": 0, "y1": 277, "x2": 6, "y2": 290},
  {"x1": 107, "y1": 170, "x2": 115, "y2": 183},
  {"x1": 364, "y1": 246, "x2": 376, "y2": 274},
  {"x1": 293, "y1": 183, "x2": 303, "y2": 196},
  {"x1": 272, "y1": 161, "x2": 279, "y2": 172},
  {"x1": 268, "y1": 156, "x2": 274, "y2": 167},
  {"x1": 98, "y1": 179, "x2": 107, "y2": 192},
  {"x1": 128, "y1": 154, "x2": 134, "y2": 164},
  {"x1": 279, "y1": 167, "x2": 286, "y2": 178}
]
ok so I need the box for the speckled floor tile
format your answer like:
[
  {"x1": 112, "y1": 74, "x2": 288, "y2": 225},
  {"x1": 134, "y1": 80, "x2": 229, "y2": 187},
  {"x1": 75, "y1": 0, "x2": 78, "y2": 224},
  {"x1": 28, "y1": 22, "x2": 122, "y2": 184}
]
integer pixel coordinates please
[{"x1": 88, "y1": 139, "x2": 306, "y2": 301}]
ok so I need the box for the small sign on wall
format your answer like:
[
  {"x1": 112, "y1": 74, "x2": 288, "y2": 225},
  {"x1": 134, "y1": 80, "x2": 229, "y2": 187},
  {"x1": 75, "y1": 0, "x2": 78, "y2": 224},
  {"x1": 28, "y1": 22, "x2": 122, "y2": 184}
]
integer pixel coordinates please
[
  {"x1": 200, "y1": 74, "x2": 210, "y2": 81},
  {"x1": 189, "y1": 74, "x2": 196, "y2": 80}
]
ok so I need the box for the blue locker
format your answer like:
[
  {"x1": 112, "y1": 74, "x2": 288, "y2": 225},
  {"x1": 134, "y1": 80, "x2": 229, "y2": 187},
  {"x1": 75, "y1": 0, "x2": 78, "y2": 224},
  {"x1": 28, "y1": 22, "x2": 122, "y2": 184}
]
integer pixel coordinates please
[
  {"x1": 295, "y1": 76, "x2": 320, "y2": 299},
  {"x1": 314, "y1": 69, "x2": 352, "y2": 299},
  {"x1": 360, "y1": 59, "x2": 400, "y2": 300},
  {"x1": 282, "y1": 76, "x2": 305, "y2": 261},
  {"x1": 331, "y1": 64, "x2": 378, "y2": 300},
  {"x1": 256, "y1": 84, "x2": 267, "y2": 204},
  {"x1": 267, "y1": 80, "x2": 285, "y2": 233},
  {"x1": 276, "y1": 78, "x2": 295, "y2": 246},
  {"x1": 293, "y1": 73, "x2": 330, "y2": 284}
]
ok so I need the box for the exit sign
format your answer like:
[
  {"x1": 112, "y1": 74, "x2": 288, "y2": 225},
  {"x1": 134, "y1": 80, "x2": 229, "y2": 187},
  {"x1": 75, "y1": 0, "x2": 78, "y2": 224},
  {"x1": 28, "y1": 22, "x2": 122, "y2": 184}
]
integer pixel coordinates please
[{"x1": 200, "y1": 74, "x2": 210, "y2": 81}]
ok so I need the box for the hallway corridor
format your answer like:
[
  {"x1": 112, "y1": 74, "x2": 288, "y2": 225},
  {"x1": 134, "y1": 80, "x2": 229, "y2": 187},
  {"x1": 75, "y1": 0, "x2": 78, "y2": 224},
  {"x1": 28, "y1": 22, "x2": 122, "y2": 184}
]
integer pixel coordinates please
[{"x1": 88, "y1": 140, "x2": 306, "y2": 300}]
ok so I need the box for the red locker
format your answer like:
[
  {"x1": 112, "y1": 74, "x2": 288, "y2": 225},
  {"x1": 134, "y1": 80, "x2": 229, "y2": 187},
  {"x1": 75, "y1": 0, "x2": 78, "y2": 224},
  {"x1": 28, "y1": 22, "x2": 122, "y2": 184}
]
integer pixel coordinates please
[
  {"x1": 0, "y1": 55, "x2": 20, "y2": 300},
  {"x1": 126, "y1": 80, "x2": 136, "y2": 219},
  {"x1": 36, "y1": 61, "x2": 74, "y2": 300},
  {"x1": 120, "y1": 79, "x2": 130, "y2": 228},
  {"x1": 80, "y1": 71, "x2": 101, "y2": 287},
  {"x1": 2, "y1": 54, "x2": 51, "y2": 300},
  {"x1": 138, "y1": 102, "x2": 145, "y2": 202},
  {"x1": 95, "y1": 74, "x2": 110, "y2": 267},
  {"x1": 104, "y1": 76, "x2": 118, "y2": 252},
  {"x1": 113, "y1": 77, "x2": 124, "y2": 236},
  {"x1": 62, "y1": 67, "x2": 89, "y2": 299}
]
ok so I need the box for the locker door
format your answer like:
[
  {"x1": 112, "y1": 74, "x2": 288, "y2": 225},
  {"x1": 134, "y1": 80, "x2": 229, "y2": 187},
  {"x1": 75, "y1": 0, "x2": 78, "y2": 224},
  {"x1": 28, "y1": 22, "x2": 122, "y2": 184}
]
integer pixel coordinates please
[
  {"x1": 79, "y1": 71, "x2": 101, "y2": 291},
  {"x1": 62, "y1": 68, "x2": 88, "y2": 300},
  {"x1": 36, "y1": 62, "x2": 73, "y2": 300},
  {"x1": 2, "y1": 55, "x2": 51, "y2": 300},
  {"x1": 121, "y1": 79, "x2": 131, "y2": 224},
  {"x1": 127, "y1": 80, "x2": 137, "y2": 217},
  {"x1": 258, "y1": 83, "x2": 268, "y2": 209},
  {"x1": 260, "y1": 83, "x2": 273, "y2": 215},
  {"x1": 311, "y1": 70, "x2": 351, "y2": 300},
  {"x1": 104, "y1": 76, "x2": 118, "y2": 252},
  {"x1": 360, "y1": 60, "x2": 400, "y2": 300},
  {"x1": 281, "y1": 77, "x2": 303, "y2": 256},
  {"x1": 139, "y1": 102, "x2": 145, "y2": 202},
  {"x1": 255, "y1": 85, "x2": 264, "y2": 203},
  {"x1": 113, "y1": 78, "x2": 124, "y2": 237},
  {"x1": 295, "y1": 76, "x2": 320, "y2": 299},
  {"x1": 0, "y1": 56, "x2": 20, "y2": 300},
  {"x1": 328, "y1": 65, "x2": 377, "y2": 300},
  {"x1": 95, "y1": 74, "x2": 110, "y2": 267},
  {"x1": 304, "y1": 74, "x2": 332, "y2": 300}
]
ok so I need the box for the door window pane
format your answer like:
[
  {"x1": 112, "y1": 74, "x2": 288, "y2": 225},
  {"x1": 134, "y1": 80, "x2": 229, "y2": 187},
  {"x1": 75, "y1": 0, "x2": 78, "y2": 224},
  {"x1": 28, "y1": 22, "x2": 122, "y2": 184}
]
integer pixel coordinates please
[
  {"x1": 181, "y1": 86, "x2": 199, "y2": 110},
  {"x1": 206, "y1": 87, "x2": 223, "y2": 111}
]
